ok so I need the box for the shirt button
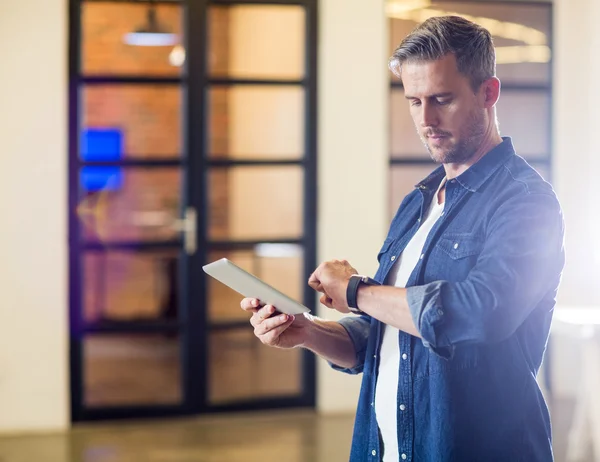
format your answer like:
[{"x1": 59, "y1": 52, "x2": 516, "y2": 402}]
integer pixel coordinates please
[
  {"x1": 391, "y1": 255, "x2": 396, "y2": 262},
  {"x1": 399, "y1": 404, "x2": 406, "y2": 411},
  {"x1": 453, "y1": 242, "x2": 459, "y2": 249},
  {"x1": 401, "y1": 454, "x2": 407, "y2": 460},
  {"x1": 402, "y1": 353, "x2": 408, "y2": 360},
  {"x1": 419, "y1": 254, "x2": 424, "y2": 260},
  {"x1": 373, "y1": 355, "x2": 377, "y2": 359},
  {"x1": 438, "y1": 309, "x2": 444, "y2": 316},
  {"x1": 372, "y1": 450, "x2": 377, "y2": 456}
]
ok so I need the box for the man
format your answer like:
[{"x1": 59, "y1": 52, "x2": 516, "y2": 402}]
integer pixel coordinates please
[{"x1": 240, "y1": 15, "x2": 564, "y2": 462}]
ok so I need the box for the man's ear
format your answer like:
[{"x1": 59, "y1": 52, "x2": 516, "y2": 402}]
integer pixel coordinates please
[{"x1": 482, "y1": 77, "x2": 501, "y2": 108}]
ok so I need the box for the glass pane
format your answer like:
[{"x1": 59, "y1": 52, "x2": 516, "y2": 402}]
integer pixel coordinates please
[
  {"x1": 84, "y1": 334, "x2": 182, "y2": 407},
  {"x1": 207, "y1": 246, "x2": 304, "y2": 324},
  {"x1": 81, "y1": 86, "x2": 181, "y2": 159},
  {"x1": 390, "y1": 165, "x2": 437, "y2": 218},
  {"x1": 208, "y1": 5, "x2": 305, "y2": 80},
  {"x1": 391, "y1": 89, "x2": 550, "y2": 160},
  {"x1": 83, "y1": 250, "x2": 180, "y2": 323},
  {"x1": 208, "y1": 86, "x2": 304, "y2": 159},
  {"x1": 496, "y1": 91, "x2": 550, "y2": 158},
  {"x1": 78, "y1": 168, "x2": 181, "y2": 242},
  {"x1": 209, "y1": 328, "x2": 302, "y2": 404},
  {"x1": 389, "y1": 2, "x2": 551, "y2": 85},
  {"x1": 82, "y1": 2, "x2": 183, "y2": 76},
  {"x1": 390, "y1": 89, "x2": 428, "y2": 159},
  {"x1": 209, "y1": 166, "x2": 303, "y2": 241}
]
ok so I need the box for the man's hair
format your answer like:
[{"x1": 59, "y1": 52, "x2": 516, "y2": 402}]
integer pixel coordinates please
[{"x1": 389, "y1": 15, "x2": 496, "y2": 91}]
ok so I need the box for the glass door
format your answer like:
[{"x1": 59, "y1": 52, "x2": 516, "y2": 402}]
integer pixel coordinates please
[
  {"x1": 69, "y1": 0, "x2": 317, "y2": 421},
  {"x1": 69, "y1": 0, "x2": 191, "y2": 420},
  {"x1": 199, "y1": 0, "x2": 317, "y2": 410}
]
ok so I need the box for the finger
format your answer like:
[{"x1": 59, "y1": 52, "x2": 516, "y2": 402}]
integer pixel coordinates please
[
  {"x1": 310, "y1": 282, "x2": 325, "y2": 293},
  {"x1": 259, "y1": 315, "x2": 295, "y2": 346},
  {"x1": 320, "y1": 294, "x2": 334, "y2": 308},
  {"x1": 250, "y1": 304, "x2": 276, "y2": 327},
  {"x1": 250, "y1": 304, "x2": 275, "y2": 327},
  {"x1": 308, "y1": 271, "x2": 320, "y2": 289},
  {"x1": 254, "y1": 312, "x2": 291, "y2": 336},
  {"x1": 240, "y1": 298, "x2": 261, "y2": 312},
  {"x1": 308, "y1": 275, "x2": 327, "y2": 293}
]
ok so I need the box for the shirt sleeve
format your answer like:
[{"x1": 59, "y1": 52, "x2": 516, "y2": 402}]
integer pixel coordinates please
[
  {"x1": 406, "y1": 192, "x2": 565, "y2": 359},
  {"x1": 328, "y1": 314, "x2": 372, "y2": 374}
]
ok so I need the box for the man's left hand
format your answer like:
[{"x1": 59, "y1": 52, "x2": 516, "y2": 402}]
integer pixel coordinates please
[{"x1": 308, "y1": 260, "x2": 358, "y2": 313}]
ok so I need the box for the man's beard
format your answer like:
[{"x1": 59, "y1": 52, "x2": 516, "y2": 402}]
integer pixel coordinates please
[{"x1": 419, "y1": 110, "x2": 486, "y2": 164}]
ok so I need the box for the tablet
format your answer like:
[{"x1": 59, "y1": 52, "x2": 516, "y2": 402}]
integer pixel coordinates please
[{"x1": 202, "y1": 258, "x2": 311, "y2": 315}]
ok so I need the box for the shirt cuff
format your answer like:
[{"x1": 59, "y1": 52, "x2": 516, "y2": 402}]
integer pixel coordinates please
[
  {"x1": 328, "y1": 315, "x2": 371, "y2": 375},
  {"x1": 406, "y1": 282, "x2": 454, "y2": 359}
]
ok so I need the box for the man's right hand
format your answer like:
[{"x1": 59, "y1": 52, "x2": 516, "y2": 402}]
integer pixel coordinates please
[{"x1": 240, "y1": 298, "x2": 311, "y2": 349}]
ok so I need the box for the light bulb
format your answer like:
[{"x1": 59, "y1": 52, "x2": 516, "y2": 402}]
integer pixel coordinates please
[{"x1": 169, "y1": 45, "x2": 186, "y2": 67}]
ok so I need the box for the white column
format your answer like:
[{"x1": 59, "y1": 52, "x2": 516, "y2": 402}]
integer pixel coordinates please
[
  {"x1": 317, "y1": 0, "x2": 389, "y2": 413},
  {"x1": 588, "y1": 0, "x2": 600, "y2": 264},
  {"x1": 554, "y1": 0, "x2": 600, "y2": 306},
  {"x1": 552, "y1": 0, "x2": 600, "y2": 398},
  {"x1": 0, "y1": 0, "x2": 69, "y2": 432}
]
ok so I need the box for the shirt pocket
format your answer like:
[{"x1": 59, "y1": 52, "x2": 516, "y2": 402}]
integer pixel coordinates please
[
  {"x1": 437, "y1": 233, "x2": 485, "y2": 259},
  {"x1": 431, "y1": 232, "x2": 485, "y2": 282}
]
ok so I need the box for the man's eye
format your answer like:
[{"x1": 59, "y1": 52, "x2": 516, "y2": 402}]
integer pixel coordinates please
[
  {"x1": 437, "y1": 99, "x2": 451, "y2": 105},
  {"x1": 410, "y1": 100, "x2": 421, "y2": 107}
]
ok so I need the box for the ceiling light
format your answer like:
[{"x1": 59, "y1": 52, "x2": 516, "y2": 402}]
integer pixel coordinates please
[{"x1": 124, "y1": 2, "x2": 177, "y2": 47}]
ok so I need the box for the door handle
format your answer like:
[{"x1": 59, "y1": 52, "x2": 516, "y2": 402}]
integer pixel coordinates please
[
  {"x1": 172, "y1": 207, "x2": 197, "y2": 255},
  {"x1": 131, "y1": 207, "x2": 197, "y2": 255}
]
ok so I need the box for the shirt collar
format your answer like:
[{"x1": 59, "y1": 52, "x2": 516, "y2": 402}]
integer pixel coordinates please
[{"x1": 415, "y1": 137, "x2": 516, "y2": 193}]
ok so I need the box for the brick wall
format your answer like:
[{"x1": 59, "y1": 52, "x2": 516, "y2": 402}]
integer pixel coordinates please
[{"x1": 81, "y1": 2, "x2": 230, "y2": 321}]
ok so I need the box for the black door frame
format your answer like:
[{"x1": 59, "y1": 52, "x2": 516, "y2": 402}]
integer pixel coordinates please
[{"x1": 69, "y1": 0, "x2": 318, "y2": 422}]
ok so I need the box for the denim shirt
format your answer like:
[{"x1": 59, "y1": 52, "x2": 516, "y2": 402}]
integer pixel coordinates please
[{"x1": 332, "y1": 138, "x2": 565, "y2": 462}]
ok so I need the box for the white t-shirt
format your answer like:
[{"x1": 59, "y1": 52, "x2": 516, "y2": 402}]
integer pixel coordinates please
[{"x1": 375, "y1": 178, "x2": 446, "y2": 462}]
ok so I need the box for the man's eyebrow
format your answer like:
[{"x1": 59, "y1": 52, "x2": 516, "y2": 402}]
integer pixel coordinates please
[{"x1": 404, "y1": 92, "x2": 453, "y2": 100}]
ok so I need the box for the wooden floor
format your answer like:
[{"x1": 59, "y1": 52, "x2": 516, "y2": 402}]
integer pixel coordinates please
[
  {"x1": 0, "y1": 400, "x2": 587, "y2": 462},
  {"x1": 0, "y1": 410, "x2": 354, "y2": 462}
]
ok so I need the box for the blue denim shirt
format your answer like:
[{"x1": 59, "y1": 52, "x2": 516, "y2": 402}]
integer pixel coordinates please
[{"x1": 332, "y1": 138, "x2": 565, "y2": 462}]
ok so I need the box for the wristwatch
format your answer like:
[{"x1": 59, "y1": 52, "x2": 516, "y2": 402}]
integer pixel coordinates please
[{"x1": 346, "y1": 274, "x2": 381, "y2": 314}]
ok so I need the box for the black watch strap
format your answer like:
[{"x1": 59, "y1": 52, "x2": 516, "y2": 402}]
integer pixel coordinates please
[{"x1": 346, "y1": 275, "x2": 381, "y2": 314}]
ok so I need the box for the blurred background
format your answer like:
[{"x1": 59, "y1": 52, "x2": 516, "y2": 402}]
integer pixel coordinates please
[{"x1": 1, "y1": 0, "x2": 599, "y2": 460}]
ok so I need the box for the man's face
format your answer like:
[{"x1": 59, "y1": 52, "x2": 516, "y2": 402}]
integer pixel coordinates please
[{"x1": 401, "y1": 54, "x2": 488, "y2": 164}]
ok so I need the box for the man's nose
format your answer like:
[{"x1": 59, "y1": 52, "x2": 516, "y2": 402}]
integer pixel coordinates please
[{"x1": 421, "y1": 102, "x2": 439, "y2": 127}]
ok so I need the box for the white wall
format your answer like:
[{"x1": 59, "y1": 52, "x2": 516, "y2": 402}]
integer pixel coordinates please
[
  {"x1": 317, "y1": 0, "x2": 388, "y2": 413},
  {"x1": 550, "y1": 0, "x2": 600, "y2": 398},
  {"x1": 0, "y1": 0, "x2": 69, "y2": 432},
  {"x1": 553, "y1": 0, "x2": 600, "y2": 308}
]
